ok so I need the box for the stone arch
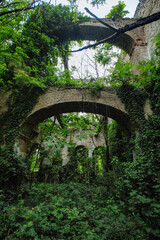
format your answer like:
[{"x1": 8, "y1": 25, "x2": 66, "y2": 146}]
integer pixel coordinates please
[
  {"x1": 70, "y1": 18, "x2": 147, "y2": 62},
  {"x1": 17, "y1": 86, "x2": 133, "y2": 157},
  {"x1": 74, "y1": 145, "x2": 89, "y2": 167},
  {"x1": 75, "y1": 145, "x2": 87, "y2": 151},
  {"x1": 61, "y1": 129, "x2": 106, "y2": 166},
  {"x1": 72, "y1": 21, "x2": 134, "y2": 55},
  {"x1": 22, "y1": 86, "x2": 132, "y2": 137}
]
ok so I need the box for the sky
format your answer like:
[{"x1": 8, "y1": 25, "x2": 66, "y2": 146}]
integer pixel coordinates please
[{"x1": 48, "y1": 0, "x2": 139, "y2": 18}]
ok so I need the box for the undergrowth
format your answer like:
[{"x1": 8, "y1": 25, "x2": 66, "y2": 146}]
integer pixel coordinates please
[{"x1": 0, "y1": 182, "x2": 145, "y2": 240}]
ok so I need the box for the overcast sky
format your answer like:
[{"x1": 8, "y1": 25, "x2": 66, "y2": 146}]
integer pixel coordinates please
[{"x1": 49, "y1": 0, "x2": 139, "y2": 18}]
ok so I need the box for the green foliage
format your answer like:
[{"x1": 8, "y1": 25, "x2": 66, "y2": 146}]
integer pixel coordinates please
[
  {"x1": 106, "y1": 1, "x2": 129, "y2": 18},
  {"x1": 67, "y1": 0, "x2": 107, "y2": 7},
  {"x1": 94, "y1": 43, "x2": 119, "y2": 66},
  {"x1": 89, "y1": 0, "x2": 106, "y2": 7},
  {"x1": 0, "y1": 183, "x2": 144, "y2": 240},
  {"x1": 115, "y1": 57, "x2": 160, "y2": 239},
  {"x1": 0, "y1": 86, "x2": 43, "y2": 144},
  {"x1": 108, "y1": 120, "x2": 132, "y2": 162},
  {"x1": 92, "y1": 146, "x2": 106, "y2": 175},
  {"x1": 0, "y1": 0, "x2": 34, "y2": 90},
  {"x1": 0, "y1": 2, "x2": 88, "y2": 91},
  {"x1": 0, "y1": 145, "x2": 27, "y2": 196},
  {"x1": 109, "y1": 57, "x2": 137, "y2": 86},
  {"x1": 0, "y1": 1, "x2": 40, "y2": 19},
  {"x1": 27, "y1": 113, "x2": 107, "y2": 184},
  {"x1": 1, "y1": 1, "x2": 160, "y2": 239}
]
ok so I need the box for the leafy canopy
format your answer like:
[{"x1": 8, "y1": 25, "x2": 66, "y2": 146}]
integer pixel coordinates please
[
  {"x1": 67, "y1": 0, "x2": 106, "y2": 7},
  {"x1": 106, "y1": 1, "x2": 129, "y2": 18},
  {"x1": 0, "y1": 2, "x2": 88, "y2": 91}
]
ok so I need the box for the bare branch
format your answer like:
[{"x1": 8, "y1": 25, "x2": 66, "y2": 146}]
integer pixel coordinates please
[
  {"x1": 55, "y1": 114, "x2": 65, "y2": 129},
  {"x1": 111, "y1": 17, "x2": 117, "y2": 29},
  {"x1": 71, "y1": 10, "x2": 160, "y2": 53},
  {"x1": 85, "y1": 7, "x2": 118, "y2": 32},
  {"x1": 71, "y1": 32, "x2": 118, "y2": 52}
]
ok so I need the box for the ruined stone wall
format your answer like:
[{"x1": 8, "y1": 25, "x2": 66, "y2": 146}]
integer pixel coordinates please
[
  {"x1": 61, "y1": 130, "x2": 106, "y2": 166},
  {"x1": 0, "y1": 91, "x2": 11, "y2": 116},
  {"x1": 39, "y1": 129, "x2": 105, "y2": 166},
  {"x1": 134, "y1": 0, "x2": 160, "y2": 58}
]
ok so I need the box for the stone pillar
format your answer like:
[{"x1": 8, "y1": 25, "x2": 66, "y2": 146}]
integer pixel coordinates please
[
  {"x1": 134, "y1": 0, "x2": 160, "y2": 58},
  {"x1": 14, "y1": 137, "x2": 29, "y2": 158},
  {"x1": 62, "y1": 146, "x2": 70, "y2": 166}
]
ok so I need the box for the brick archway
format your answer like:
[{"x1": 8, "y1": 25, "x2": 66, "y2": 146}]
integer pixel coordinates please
[
  {"x1": 21, "y1": 86, "x2": 132, "y2": 138},
  {"x1": 14, "y1": 86, "x2": 133, "y2": 157},
  {"x1": 70, "y1": 18, "x2": 147, "y2": 64},
  {"x1": 13, "y1": 86, "x2": 153, "y2": 158}
]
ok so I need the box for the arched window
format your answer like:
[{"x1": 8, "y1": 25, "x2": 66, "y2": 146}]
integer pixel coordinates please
[{"x1": 92, "y1": 146, "x2": 106, "y2": 175}]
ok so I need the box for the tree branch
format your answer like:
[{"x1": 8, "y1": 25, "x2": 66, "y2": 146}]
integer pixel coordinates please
[
  {"x1": 0, "y1": 2, "x2": 21, "y2": 9},
  {"x1": 71, "y1": 9, "x2": 160, "y2": 53},
  {"x1": 0, "y1": 0, "x2": 41, "y2": 17},
  {"x1": 0, "y1": 7, "x2": 33, "y2": 17},
  {"x1": 85, "y1": 7, "x2": 118, "y2": 32},
  {"x1": 71, "y1": 32, "x2": 118, "y2": 52},
  {"x1": 55, "y1": 114, "x2": 65, "y2": 129}
]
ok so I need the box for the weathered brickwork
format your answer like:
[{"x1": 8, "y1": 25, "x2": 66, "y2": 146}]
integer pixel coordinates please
[
  {"x1": 20, "y1": 85, "x2": 153, "y2": 142},
  {"x1": 78, "y1": 18, "x2": 146, "y2": 57},
  {"x1": 16, "y1": 86, "x2": 131, "y2": 157},
  {"x1": 61, "y1": 131, "x2": 106, "y2": 166},
  {"x1": 79, "y1": 0, "x2": 160, "y2": 65},
  {"x1": 134, "y1": 0, "x2": 160, "y2": 57},
  {"x1": 29, "y1": 87, "x2": 126, "y2": 116},
  {"x1": 26, "y1": 86, "x2": 129, "y2": 131}
]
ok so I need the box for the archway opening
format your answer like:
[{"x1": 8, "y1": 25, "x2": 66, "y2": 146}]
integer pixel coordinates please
[{"x1": 21, "y1": 110, "x2": 134, "y2": 186}]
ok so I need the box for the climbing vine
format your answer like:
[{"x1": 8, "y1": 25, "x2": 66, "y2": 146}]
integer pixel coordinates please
[
  {"x1": 0, "y1": 2, "x2": 88, "y2": 195},
  {"x1": 0, "y1": 1, "x2": 160, "y2": 239},
  {"x1": 108, "y1": 34, "x2": 160, "y2": 238}
]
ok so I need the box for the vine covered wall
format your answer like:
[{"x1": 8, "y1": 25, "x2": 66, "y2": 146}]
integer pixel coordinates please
[
  {"x1": 134, "y1": 0, "x2": 160, "y2": 57},
  {"x1": 0, "y1": 1, "x2": 160, "y2": 239}
]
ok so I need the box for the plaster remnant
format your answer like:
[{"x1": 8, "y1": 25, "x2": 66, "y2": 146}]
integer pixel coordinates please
[
  {"x1": 0, "y1": 91, "x2": 12, "y2": 115},
  {"x1": 144, "y1": 99, "x2": 153, "y2": 119}
]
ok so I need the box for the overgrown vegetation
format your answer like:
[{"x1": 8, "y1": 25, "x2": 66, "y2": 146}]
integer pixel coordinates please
[
  {"x1": 0, "y1": 1, "x2": 160, "y2": 239},
  {"x1": 106, "y1": 1, "x2": 129, "y2": 18}
]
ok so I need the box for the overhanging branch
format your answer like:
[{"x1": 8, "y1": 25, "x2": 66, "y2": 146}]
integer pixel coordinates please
[
  {"x1": 85, "y1": 7, "x2": 118, "y2": 32},
  {"x1": 71, "y1": 9, "x2": 160, "y2": 53},
  {"x1": 0, "y1": 0, "x2": 41, "y2": 18}
]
